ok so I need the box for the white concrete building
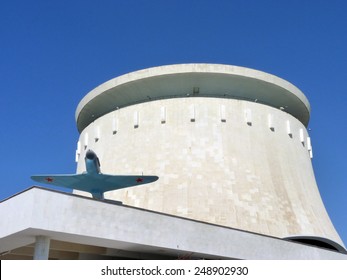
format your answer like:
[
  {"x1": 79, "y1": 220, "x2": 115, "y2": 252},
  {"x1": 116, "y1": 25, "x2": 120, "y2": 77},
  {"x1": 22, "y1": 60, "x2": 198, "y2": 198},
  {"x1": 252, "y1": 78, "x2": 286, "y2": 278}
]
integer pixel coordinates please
[{"x1": 1, "y1": 64, "x2": 346, "y2": 259}]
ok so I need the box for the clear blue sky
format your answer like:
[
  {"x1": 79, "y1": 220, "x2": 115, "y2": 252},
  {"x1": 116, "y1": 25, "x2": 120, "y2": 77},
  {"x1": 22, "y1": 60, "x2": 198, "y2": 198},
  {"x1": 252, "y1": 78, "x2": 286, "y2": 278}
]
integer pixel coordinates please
[{"x1": 1, "y1": 0, "x2": 346, "y2": 246}]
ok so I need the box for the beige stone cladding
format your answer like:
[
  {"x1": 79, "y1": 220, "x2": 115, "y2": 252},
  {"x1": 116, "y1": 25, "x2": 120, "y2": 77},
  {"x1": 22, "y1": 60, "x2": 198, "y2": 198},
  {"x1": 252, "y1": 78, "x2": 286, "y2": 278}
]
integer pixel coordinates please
[{"x1": 75, "y1": 96, "x2": 343, "y2": 248}]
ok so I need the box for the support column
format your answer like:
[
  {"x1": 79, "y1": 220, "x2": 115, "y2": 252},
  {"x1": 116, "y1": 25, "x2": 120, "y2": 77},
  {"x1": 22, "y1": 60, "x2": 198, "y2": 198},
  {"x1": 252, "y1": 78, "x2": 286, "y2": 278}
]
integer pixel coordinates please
[{"x1": 33, "y1": 236, "x2": 50, "y2": 260}]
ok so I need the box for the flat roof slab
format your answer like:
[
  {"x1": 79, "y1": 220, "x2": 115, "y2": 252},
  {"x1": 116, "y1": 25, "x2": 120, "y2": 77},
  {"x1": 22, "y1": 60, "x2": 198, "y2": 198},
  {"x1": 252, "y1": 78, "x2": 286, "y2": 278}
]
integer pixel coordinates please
[{"x1": 1, "y1": 187, "x2": 346, "y2": 260}]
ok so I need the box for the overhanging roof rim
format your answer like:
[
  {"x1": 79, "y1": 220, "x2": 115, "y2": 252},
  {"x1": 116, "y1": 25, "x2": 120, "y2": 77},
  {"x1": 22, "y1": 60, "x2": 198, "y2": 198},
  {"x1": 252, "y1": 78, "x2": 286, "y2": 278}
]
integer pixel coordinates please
[{"x1": 75, "y1": 63, "x2": 311, "y2": 132}]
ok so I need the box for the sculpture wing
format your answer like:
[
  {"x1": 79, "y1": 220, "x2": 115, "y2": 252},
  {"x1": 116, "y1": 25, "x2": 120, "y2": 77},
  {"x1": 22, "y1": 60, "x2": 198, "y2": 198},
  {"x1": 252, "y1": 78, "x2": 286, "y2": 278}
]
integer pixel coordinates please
[
  {"x1": 31, "y1": 174, "x2": 159, "y2": 199},
  {"x1": 31, "y1": 174, "x2": 83, "y2": 189}
]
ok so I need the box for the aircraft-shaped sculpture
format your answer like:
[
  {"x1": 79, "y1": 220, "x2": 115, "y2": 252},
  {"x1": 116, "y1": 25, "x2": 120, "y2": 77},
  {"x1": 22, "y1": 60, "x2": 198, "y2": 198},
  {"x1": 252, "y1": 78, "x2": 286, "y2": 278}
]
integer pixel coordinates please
[{"x1": 31, "y1": 150, "x2": 159, "y2": 200}]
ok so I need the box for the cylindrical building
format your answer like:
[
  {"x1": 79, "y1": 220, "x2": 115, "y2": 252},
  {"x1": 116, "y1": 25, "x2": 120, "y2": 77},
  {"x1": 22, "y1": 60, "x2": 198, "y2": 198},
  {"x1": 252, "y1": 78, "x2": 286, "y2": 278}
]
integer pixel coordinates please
[{"x1": 75, "y1": 64, "x2": 345, "y2": 252}]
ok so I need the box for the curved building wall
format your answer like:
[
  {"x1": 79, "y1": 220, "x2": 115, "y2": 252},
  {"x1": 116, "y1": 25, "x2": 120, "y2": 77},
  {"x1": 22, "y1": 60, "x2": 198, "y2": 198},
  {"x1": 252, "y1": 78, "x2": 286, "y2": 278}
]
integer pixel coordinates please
[{"x1": 75, "y1": 96, "x2": 344, "y2": 248}]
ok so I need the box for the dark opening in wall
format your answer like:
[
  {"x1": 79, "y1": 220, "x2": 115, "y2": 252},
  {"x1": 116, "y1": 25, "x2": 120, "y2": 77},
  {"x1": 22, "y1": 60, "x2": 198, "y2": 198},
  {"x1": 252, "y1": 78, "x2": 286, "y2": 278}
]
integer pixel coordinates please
[{"x1": 284, "y1": 236, "x2": 346, "y2": 254}]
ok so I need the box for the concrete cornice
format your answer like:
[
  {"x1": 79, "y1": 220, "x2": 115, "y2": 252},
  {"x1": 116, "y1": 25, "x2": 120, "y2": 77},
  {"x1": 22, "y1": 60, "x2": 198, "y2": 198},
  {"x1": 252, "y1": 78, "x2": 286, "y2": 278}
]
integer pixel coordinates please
[{"x1": 75, "y1": 64, "x2": 310, "y2": 132}]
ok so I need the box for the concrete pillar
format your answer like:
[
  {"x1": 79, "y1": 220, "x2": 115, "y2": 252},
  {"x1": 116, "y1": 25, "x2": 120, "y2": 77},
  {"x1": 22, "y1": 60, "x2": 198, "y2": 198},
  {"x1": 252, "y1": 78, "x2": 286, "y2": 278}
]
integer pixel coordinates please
[{"x1": 33, "y1": 236, "x2": 50, "y2": 260}]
